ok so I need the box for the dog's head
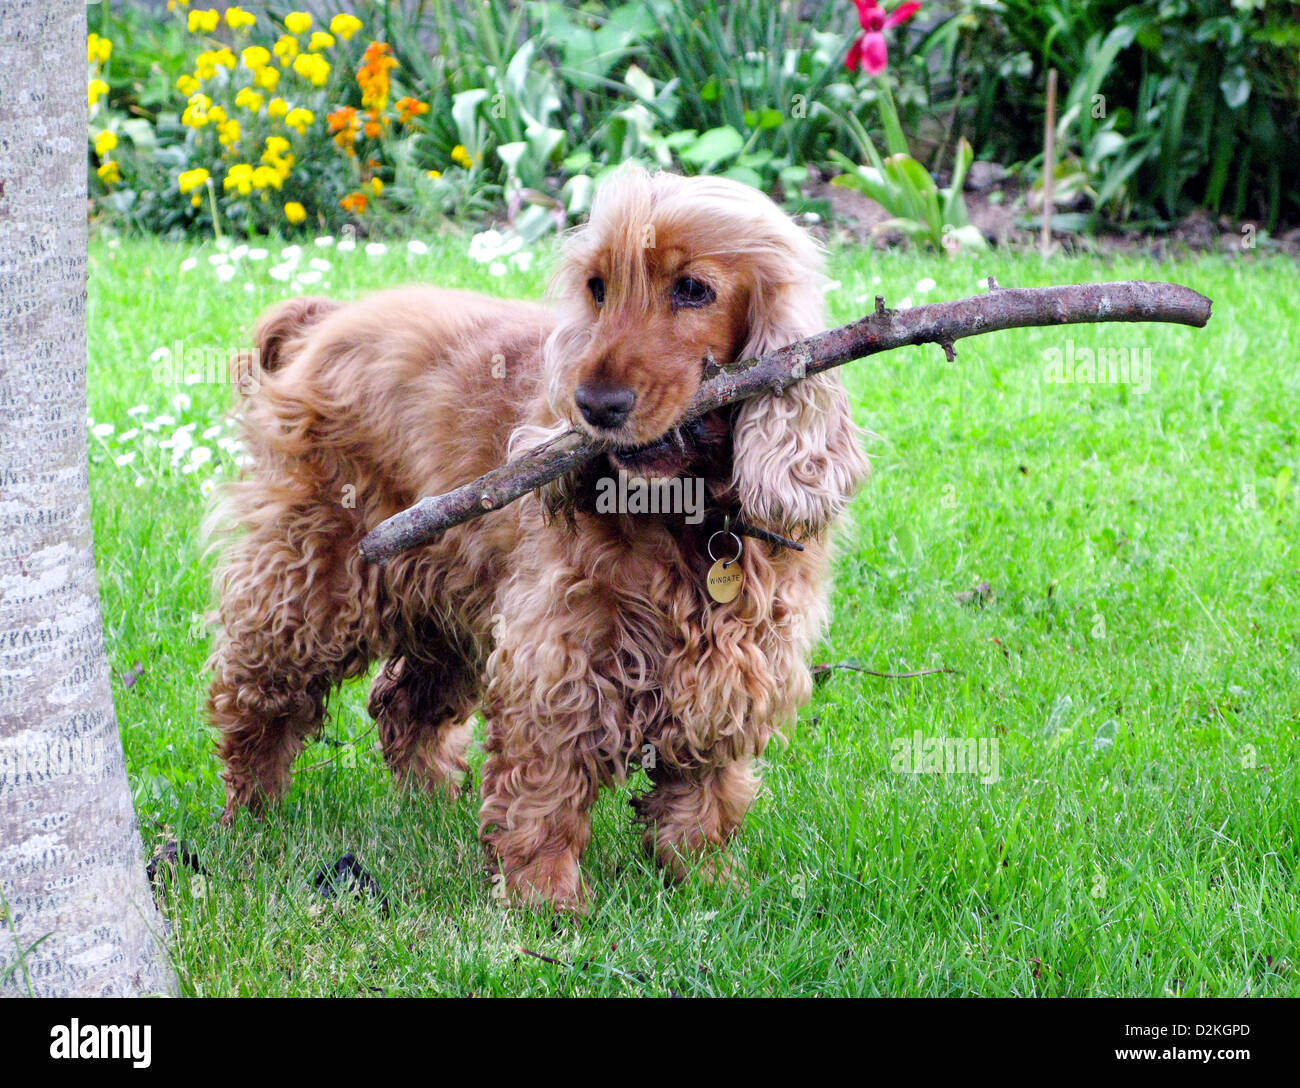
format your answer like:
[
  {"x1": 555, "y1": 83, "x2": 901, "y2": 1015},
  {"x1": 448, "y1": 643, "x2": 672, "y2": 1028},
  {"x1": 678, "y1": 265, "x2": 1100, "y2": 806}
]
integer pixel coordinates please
[{"x1": 537, "y1": 165, "x2": 867, "y2": 534}]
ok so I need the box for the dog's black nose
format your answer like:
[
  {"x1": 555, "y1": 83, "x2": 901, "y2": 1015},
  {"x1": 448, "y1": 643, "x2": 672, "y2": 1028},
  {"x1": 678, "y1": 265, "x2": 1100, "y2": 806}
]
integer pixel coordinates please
[{"x1": 575, "y1": 383, "x2": 636, "y2": 429}]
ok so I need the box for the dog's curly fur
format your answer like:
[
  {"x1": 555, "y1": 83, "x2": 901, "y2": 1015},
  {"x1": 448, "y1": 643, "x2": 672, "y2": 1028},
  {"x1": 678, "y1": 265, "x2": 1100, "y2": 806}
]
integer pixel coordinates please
[{"x1": 207, "y1": 165, "x2": 869, "y2": 910}]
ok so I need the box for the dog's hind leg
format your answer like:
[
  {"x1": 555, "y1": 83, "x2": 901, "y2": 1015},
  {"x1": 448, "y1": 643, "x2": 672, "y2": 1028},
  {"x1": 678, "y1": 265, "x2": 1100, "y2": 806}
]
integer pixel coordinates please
[
  {"x1": 208, "y1": 508, "x2": 378, "y2": 823},
  {"x1": 367, "y1": 649, "x2": 479, "y2": 800}
]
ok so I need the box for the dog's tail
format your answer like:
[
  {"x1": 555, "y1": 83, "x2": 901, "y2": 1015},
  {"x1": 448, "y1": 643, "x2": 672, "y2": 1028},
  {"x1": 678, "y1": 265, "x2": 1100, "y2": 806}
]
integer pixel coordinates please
[{"x1": 232, "y1": 296, "x2": 342, "y2": 391}]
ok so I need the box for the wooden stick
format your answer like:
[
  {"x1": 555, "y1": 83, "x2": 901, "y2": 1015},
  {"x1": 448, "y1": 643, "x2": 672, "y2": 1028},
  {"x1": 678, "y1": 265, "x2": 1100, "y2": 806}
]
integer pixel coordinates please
[{"x1": 360, "y1": 280, "x2": 1212, "y2": 564}]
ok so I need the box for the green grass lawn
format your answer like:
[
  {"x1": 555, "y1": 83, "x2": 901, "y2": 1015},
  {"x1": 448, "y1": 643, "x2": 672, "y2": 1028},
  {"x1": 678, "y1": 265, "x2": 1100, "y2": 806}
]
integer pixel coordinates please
[{"x1": 87, "y1": 233, "x2": 1299, "y2": 996}]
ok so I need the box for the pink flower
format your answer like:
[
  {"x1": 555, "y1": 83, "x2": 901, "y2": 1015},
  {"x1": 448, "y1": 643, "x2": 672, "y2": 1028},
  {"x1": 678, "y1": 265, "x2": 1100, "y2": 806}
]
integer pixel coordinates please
[{"x1": 846, "y1": 0, "x2": 921, "y2": 75}]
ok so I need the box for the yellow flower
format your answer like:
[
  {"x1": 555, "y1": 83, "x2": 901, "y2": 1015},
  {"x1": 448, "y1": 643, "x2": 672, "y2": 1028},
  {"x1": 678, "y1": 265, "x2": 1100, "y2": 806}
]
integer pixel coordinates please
[
  {"x1": 240, "y1": 46, "x2": 268, "y2": 71},
  {"x1": 167, "y1": 0, "x2": 192, "y2": 10},
  {"x1": 218, "y1": 118, "x2": 242, "y2": 147},
  {"x1": 225, "y1": 6, "x2": 256, "y2": 30},
  {"x1": 330, "y1": 13, "x2": 364, "y2": 41},
  {"x1": 187, "y1": 8, "x2": 220, "y2": 34},
  {"x1": 284, "y1": 107, "x2": 314, "y2": 135},
  {"x1": 371, "y1": 177, "x2": 384, "y2": 196},
  {"x1": 285, "y1": 11, "x2": 313, "y2": 35},
  {"x1": 223, "y1": 164, "x2": 255, "y2": 195},
  {"x1": 450, "y1": 144, "x2": 473, "y2": 168},
  {"x1": 96, "y1": 160, "x2": 121, "y2": 185},
  {"x1": 268, "y1": 97, "x2": 289, "y2": 118},
  {"x1": 426, "y1": 169, "x2": 442, "y2": 180},
  {"x1": 262, "y1": 137, "x2": 296, "y2": 180},
  {"x1": 274, "y1": 35, "x2": 300, "y2": 65},
  {"x1": 87, "y1": 33, "x2": 113, "y2": 66},
  {"x1": 88, "y1": 78, "x2": 109, "y2": 108},
  {"x1": 181, "y1": 93, "x2": 212, "y2": 127},
  {"x1": 235, "y1": 88, "x2": 264, "y2": 114},
  {"x1": 285, "y1": 201, "x2": 308, "y2": 225},
  {"x1": 176, "y1": 73, "x2": 200, "y2": 96},
  {"x1": 309, "y1": 31, "x2": 336, "y2": 52},
  {"x1": 178, "y1": 167, "x2": 210, "y2": 195},
  {"x1": 194, "y1": 48, "x2": 234, "y2": 79},
  {"x1": 292, "y1": 52, "x2": 331, "y2": 87},
  {"x1": 252, "y1": 165, "x2": 283, "y2": 191},
  {"x1": 251, "y1": 67, "x2": 276, "y2": 91},
  {"x1": 93, "y1": 130, "x2": 118, "y2": 157}
]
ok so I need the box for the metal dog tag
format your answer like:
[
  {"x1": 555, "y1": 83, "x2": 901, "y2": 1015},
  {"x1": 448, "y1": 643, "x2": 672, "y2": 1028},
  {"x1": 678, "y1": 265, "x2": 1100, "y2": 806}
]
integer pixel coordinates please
[
  {"x1": 706, "y1": 527, "x2": 745, "y2": 604},
  {"x1": 707, "y1": 558, "x2": 744, "y2": 603}
]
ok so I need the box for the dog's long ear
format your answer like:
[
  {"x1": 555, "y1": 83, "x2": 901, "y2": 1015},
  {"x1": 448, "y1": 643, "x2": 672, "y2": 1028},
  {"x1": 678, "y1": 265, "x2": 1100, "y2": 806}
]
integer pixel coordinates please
[{"x1": 730, "y1": 269, "x2": 869, "y2": 538}]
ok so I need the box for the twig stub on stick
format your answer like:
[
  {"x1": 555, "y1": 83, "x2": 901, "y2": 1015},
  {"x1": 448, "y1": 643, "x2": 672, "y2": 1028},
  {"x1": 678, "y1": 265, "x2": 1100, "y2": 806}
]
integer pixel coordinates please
[{"x1": 359, "y1": 280, "x2": 1211, "y2": 564}]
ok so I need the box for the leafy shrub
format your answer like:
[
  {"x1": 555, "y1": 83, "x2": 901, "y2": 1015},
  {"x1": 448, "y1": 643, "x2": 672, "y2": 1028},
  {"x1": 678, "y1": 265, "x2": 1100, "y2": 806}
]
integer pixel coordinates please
[{"x1": 936, "y1": 0, "x2": 1300, "y2": 230}]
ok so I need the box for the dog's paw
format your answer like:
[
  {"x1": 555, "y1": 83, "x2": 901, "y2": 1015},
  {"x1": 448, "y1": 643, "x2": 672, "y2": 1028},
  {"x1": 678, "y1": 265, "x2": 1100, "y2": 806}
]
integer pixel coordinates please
[{"x1": 499, "y1": 854, "x2": 590, "y2": 916}]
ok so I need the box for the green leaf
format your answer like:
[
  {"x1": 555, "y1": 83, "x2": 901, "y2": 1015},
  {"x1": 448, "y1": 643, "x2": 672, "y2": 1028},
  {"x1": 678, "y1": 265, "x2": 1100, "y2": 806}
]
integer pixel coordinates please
[
  {"x1": 679, "y1": 125, "x2": 744, "y2": 166},
  {"x1": 721, "y1": 165, "x2": 764, "y2": 189}
]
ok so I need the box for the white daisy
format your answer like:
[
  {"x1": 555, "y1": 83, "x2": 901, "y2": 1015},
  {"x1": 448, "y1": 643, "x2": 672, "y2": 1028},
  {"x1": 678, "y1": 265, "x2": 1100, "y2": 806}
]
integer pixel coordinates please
[
  {"x1": 365, "y1": 242, "x2": 388, "y2": 257},
  {"x1": 407, "y1": 239, "x2": 430, "y2": 255}
]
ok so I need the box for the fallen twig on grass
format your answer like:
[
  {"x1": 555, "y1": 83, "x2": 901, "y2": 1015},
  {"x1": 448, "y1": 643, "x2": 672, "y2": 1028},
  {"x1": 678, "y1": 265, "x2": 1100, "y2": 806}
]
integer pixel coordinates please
[{"x1": 811, "y1": 662, "x2": 961, "y2": 682}]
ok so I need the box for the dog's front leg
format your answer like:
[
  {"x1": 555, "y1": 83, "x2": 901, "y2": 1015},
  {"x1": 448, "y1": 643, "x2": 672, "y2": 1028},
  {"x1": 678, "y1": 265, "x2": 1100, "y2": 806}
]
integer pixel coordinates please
[
  {"x1": 478, "y1": 611, "x2": 615, "y2": 913},
  {"x1": 479, "y1": 733, "x2": 596, "y2": 913},
  {"x1": 633, "y1": 757, "x2": 759, "y2": 884}
]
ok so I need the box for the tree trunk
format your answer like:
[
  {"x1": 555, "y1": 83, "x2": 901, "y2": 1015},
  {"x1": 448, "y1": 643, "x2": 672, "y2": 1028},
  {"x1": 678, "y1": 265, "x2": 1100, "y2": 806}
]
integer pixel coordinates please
[{"x1": 0, "y1": 0, "x2": 177, "y2": 997}]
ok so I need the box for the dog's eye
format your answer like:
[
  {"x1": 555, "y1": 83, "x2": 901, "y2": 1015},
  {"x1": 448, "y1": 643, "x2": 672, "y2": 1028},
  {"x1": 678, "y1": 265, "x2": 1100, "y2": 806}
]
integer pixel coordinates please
[
  {"x1": 672, "y1": 277, "x2": 715, "y2": 310},
  {"x1": 588, "y1": 277, "x2": 605, "y2": 306}
]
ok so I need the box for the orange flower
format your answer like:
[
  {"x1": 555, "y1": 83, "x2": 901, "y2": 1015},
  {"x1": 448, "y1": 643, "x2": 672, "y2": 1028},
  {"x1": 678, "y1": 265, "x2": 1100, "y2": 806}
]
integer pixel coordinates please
[
  {"x1": 363, "y1": 108, "x2": 383, "y2": 139},
  {"x1": 357, "y1": 41, "x2": 398, "y2": 110},
  {"x1": 327, "y1": 105, "x2": 361, "y2": 154},
  {"x1": 340, "y1": 191, "x2": 369, "y2": 215},
  {"x1": 395, "y1": 96, "x2": 429, "y2": 124}
]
